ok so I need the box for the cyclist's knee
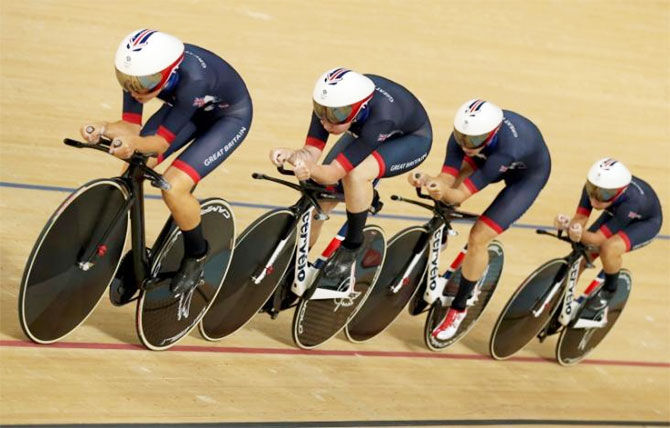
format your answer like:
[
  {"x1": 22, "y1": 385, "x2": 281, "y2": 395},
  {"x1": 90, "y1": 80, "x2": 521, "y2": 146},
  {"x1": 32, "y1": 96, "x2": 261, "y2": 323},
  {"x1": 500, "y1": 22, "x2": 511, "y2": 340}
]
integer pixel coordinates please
[
  {"x1": 468, "y1": 222, "x2": 496, "y2": 250},
  {"x1": 600, "y1": 236, "x2": 626, "y2": 260},
  {"x1": 343, "y1": 159, "x2": 378, "y2": 185}
]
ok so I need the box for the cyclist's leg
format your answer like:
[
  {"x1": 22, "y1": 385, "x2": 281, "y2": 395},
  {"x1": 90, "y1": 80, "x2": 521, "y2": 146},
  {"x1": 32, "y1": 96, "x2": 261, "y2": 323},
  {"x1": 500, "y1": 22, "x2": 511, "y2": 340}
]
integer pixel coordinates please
[
  {"x1": 141, "y1": 105, "x2": 198, "y2": 169},
  {"x1": 600, "y1": 217, "x2": 662, "y2": 292},
  {"x1": 164, "y1": 103, "x2": 252, "y2": 293},
  {"x1": 345, "y1": 130, "x2": 431, "y2": 245},
  {"x1": 456, "y1": 172, "x2": 550, "y2": 310},
  {"x1": 311, "y1": 134, "x2": 359, "y2": 248},
  {"x1": 324, "y1": 129, "x2": 432, "y2": 278}
]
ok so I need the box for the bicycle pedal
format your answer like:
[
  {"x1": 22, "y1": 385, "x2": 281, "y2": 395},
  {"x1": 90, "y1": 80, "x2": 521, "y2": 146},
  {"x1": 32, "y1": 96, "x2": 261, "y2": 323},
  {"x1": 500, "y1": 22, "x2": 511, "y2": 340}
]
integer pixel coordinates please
[{"x1": 142, "y1": 271, "x2": 177, "y2": 291}]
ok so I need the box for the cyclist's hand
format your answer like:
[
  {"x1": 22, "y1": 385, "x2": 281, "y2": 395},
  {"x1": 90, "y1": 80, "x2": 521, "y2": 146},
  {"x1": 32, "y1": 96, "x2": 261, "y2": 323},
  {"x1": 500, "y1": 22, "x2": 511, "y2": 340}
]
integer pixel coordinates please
[
  {"x1": 269, "y1": 148, "x2": 293, "y2": 166},
  {"x1": 426, "y1": 179, "x2": 443, "y2": 201},
  {"x1": 109, "y1": 137, "x2": 135, "y2": 159},
  {"x1": 408, "y1": 171, "x2": 428, "y2": 188},
  {"x1": 554, "y1": 213, "x2": 570, "y2": 231},
  {"x1": 294, "y1": 159, "x2": 311, "y2": 181},
  {"x1": 80, "y1": 122, "x2": 107, "y2": 143},
  {"x1": 568, "y1": 222, "x2": 583, "y2": 242}
]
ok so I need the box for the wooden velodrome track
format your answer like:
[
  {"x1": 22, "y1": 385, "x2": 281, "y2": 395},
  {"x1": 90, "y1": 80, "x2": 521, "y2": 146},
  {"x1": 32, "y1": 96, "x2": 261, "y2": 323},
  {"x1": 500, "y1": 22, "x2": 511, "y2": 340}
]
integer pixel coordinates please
[{"x1": 1, "y1": 1, "x2": 668, "y2": 426}]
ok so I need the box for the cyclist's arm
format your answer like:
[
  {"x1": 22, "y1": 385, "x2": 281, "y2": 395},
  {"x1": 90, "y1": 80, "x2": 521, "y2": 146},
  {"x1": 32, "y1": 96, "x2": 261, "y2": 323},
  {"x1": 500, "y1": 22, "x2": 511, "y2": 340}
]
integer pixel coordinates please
[
  {"x1": 454, "y1": 157, "x2": 479, "y2": 187},
  {"x1": 580, "y1": 228, "x2": 608, "y2": 247},
  {"x1": 298, "y1": 113, "x2": 329, "y2": 162},
  {"x1": 437, "y1": 178, "x2": 473, "y2": 204},
  {"x1": 571, "y1": 187, "x2": 602, "y2": 245},
  {"x1": 309, "y1": 161, "x2": 347, "y2": 184},
  {"x1": 439, "y1": 152, "x2": 511, "y2": 204},
  {"x1": 292, "y1": 144, "x2": 322, "y2": 164},
  {"x1": 128, "y1": 134, "x2": 171, "y2": 155},
  {"x1": 103, "y1": 120, "x2": 141, "y2": 139},
  {"x1": 441, "y1": 134, "x2": 465, "y2": 187}
]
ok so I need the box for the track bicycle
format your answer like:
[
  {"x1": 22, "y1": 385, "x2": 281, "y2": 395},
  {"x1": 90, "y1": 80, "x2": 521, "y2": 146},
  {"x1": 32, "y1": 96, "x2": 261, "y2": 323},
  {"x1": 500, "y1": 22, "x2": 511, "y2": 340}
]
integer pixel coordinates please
[
  {"x1": 200, "y1": 167, "x2": 386, "y2": 349},
  {"x1": 489, "y1": 229, "x2": 632, "y2": 366},
  {"x1": 345, "y1": 189, "x2": 505, "y2": 351},
  {"x1": 19, "y1": 136, "x2": 235, "y2": 350}
]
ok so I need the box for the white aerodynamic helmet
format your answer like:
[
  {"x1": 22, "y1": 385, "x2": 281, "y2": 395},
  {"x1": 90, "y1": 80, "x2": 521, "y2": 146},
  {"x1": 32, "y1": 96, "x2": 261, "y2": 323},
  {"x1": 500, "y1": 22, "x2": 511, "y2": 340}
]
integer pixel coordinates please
[
  {"x1": 585, "y1": 157, "x2": 632, "y2": 202},
  {"x1": 453, "y1": 99, "x2": 504, "y2": 149},
  {"x1": 114, "y1": 29, "x2": 184, "y2": 94},
  {"x1": 312, "y1": 68, "x2": 375, "y2": 124}
]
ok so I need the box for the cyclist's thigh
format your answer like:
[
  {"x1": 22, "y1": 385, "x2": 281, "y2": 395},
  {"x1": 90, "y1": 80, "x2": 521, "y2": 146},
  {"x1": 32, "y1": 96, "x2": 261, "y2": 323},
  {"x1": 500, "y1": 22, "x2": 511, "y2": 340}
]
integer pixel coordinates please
[
  {"x1": 141, "y1": 105, "x2": 198, "y2": 163},
  {"x1": 481, "y1": 175, "x2": 548, "y2": 233},
  {"x1": 373, "y1": 133, "x2": 431, "y2": 178},
  {"x1": 616, "y1": 217, "x2": 662, "y2": 252},
  {"x1": 171, "y1": 111, "x2": 252, "y2": 183},
  {"x1": 587, "y1": 213, "x2": 620, "y2": 236}
]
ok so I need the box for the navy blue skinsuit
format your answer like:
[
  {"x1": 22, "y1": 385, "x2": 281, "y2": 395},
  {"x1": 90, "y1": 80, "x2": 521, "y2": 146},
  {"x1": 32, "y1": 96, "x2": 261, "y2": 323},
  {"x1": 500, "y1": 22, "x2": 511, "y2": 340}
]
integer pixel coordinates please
[
  {"x1": 578, "y1": 176, "x2": 663, "y2": 251},
  {"x1": 122, "y1": 44, "x2": 252, "y2": 183},
  {"x1": 305, "y1": 75, "x2": 432, "y2": 179},
  {"x1": 442, "y1": 110, "x2": 552, "y2": 233}
]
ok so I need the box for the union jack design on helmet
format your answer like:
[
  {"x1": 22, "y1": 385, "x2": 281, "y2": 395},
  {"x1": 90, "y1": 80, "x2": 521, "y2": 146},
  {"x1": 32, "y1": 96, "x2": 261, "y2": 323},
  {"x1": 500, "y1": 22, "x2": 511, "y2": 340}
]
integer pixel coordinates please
[
  {"x1": 126, "y1": 29, "x2": 157, "y2": 52},
  {"x1": 325, "y1": 68, "x2": 352, "y2": 85},
  {"x1": 585, "y1": 157, "x2": 632, "y2": 203},
  {"x1": 466, "y1": 99, "x2": 487, "y2": 114},
  {"x1": 600, "y1": 158, "x2": 619, "y2": 169},
  {"x1": 452, "y1": 99, "x2": 504, "y2": 149}
]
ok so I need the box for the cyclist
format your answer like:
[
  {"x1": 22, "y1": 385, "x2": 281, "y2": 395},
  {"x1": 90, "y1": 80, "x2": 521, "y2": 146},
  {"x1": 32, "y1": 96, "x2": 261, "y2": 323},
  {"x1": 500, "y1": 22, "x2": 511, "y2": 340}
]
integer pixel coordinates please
[
  {"x1": 81, "y1": 29, "x2": 252, "y2": 299},
  {"x1": 270, "y1": 67, "x2": 432, "y2": 290},
  {"x1": 555, "y1": 158, "x2": 663, "y2": 312},
  {"x1": 409, "y1": 99, "x2": 551, "y2": 340}
]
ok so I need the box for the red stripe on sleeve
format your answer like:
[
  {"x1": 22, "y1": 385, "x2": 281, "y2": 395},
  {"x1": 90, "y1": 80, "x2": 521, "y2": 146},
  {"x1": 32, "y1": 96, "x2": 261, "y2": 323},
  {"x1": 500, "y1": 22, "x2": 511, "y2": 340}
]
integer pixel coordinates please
[
  {"x1": 442, "y1": 165, "x2": 459, "y2": 177},
  {"x1": 122, "y1": 112, "x2": 142, "y2": 125},
  {"x1": 335, "y1": 153, "x2": 354, "y2": 172},
  {"x1": 576, "y1": 206, "x2": 591, "y2": 216},
  {"x1": 305, "y1": 137, "x2": 326, "y2": 151},
  {"x1": 157, "y1": 126, "x2": 176, "y2": 144},
  {"x1": 463, "y1": 156, "x2": 478, "y2": 170}
]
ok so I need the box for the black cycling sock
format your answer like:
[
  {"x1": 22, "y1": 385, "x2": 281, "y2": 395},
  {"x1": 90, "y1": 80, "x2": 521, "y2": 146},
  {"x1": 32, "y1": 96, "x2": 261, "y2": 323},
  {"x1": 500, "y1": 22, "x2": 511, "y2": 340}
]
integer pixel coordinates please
[
  {"x1": 342, "y1": 210, "x2": 367, "y2": 250},
  {"x1": 451, "y1": 275, "x2": 478, "y2": 311},
  {"x1": 603, "y1": 271, "x2": 620, "y2": 293},
  {"x1": 182, "y1": 223, "x2": 207, "y2": 258}
]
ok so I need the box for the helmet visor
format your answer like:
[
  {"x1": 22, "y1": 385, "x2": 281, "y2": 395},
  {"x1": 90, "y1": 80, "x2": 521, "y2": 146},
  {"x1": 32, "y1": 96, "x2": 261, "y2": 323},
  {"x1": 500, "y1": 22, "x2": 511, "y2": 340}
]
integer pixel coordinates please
[
  {"x1": 585, "y1": 181, "x2": 622, "y2": 203},
  {"x1": 115, "y1": 69, "x2": 163, "y2": 94},
  {"x1": 453, "y1": 129, "x2": 491, "y2": 149},
  {"x1": 313, "y1": 93, "x2": 373, "y2": 125},
  {"x1": 313, "y1": 101, "x2": 353, "y2": 124}
]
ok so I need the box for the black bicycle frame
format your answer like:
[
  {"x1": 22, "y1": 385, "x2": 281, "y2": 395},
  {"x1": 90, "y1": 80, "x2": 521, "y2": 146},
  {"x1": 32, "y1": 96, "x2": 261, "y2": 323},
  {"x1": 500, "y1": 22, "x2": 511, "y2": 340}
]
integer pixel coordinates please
[
  {"x1": 533, "y1": 229, "x2": 596, "y2": 338},
  {"x1": 64, "y1": 138, "x2": 170, "y2": 291},
  {"x1": 388, "y1": 189, "x2": 479, "y2": 293}
]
